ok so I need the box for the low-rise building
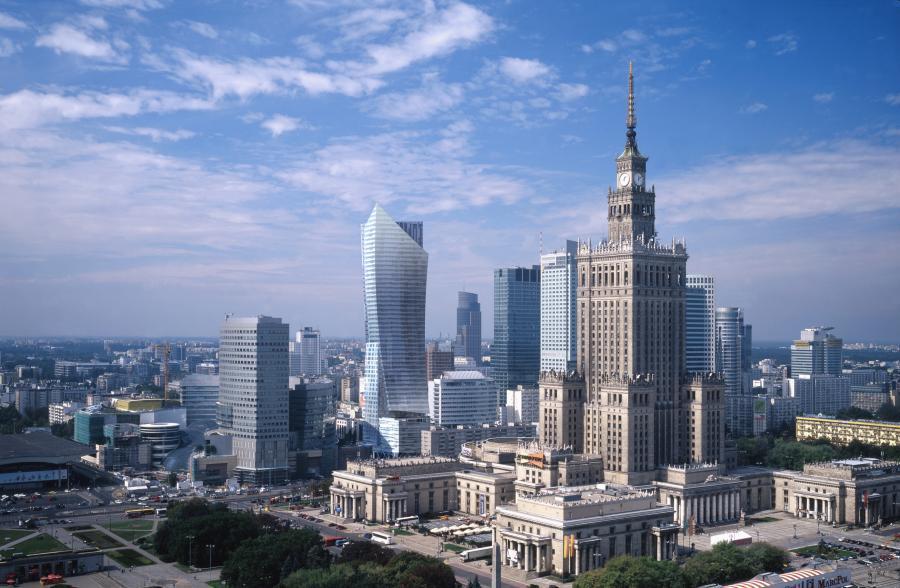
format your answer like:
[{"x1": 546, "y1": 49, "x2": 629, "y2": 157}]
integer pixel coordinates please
[
  {"x1": 48, "y1": 401, "x2": 85, "y2": 424},
  {"x1": 654, "y1": 464, "x2": 744, "y2": 529},
  {"x1": 795, "y1": 415, "x2": 900, "y2": 447},
  {"x1": 494, "y1": 484, "x2": 678, "y2": 580},
  {"x1": 421, "y1": 423, "x2": 536, "y2": 458}
]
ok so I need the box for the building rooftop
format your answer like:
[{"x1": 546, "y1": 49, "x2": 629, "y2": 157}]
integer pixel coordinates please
[
  {"x1": 441, "y1": 370, "x2": 488, "y2": 380},
  {"x1": 0, "y1": 432, "x2": 93, "y2": 466}
]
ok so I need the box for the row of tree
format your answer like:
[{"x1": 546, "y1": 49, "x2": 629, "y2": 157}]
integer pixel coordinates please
[
  {"x1": 152, "y1": 499, "x2": 458, "y2": 588},
  {"x1": 574, "y1": 542, "x2": 789, "y2": 588},
  {"x1": 737, "y1": 433, "x2": 900, "y2": 470}
]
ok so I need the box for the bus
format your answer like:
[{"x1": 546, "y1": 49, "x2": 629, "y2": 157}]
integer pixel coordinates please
[
  {"x1": 155, "y1": 508, "x2": 167, "y2": 517},
  {"x1": 394, "y1": 515, "x2": 418, "y2": 528},
  {"x1": 369, "y1": 531, "x2": 394, "y2": 545},
  {"x1": 322, "y1": 535, "x2": 346, "y2": 547},
  {"x1": 126, "y1": 508, "x2": 155, "y2": 519}
]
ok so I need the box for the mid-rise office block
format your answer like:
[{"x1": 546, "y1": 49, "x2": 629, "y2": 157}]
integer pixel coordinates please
[
  {"x1": 783, "y1": 374, "x2": 850, "y2": 416},
  {"x1": 173, "y1": 374, "x2": 219, "y2": 425},
  {"x1": 503, "y1": 386, "x2": 539, "y2": 425},
  {"x1": 685, "y1": 275, "x2": 715, "y2": 373},
  {"x1": 493, "y1": 266, "x2": 541, "y2": 398},
  {"x1": 218, "y1": 315, "x2": 290, "y2": 485},
  {"x1": 426, "y1": 343, "x2": 455, "y2": 381},
  {"x1": 298, "y1": 327, "x2": 323, "y2": 376},
  {"x1": 428, "y1": 371, "x2": 497, "y2": 427},
  {"x1": 791, "y1": 327, "x2": 843, "y2": 376},
  {"x1": 289, "y1": 378, "x2": 336, "y2": 477},
  {"x1": 540, "y1": 241, "x2": 577, "y2": 373},
  {"x1": 455, "y1": 291, "x2": 482, "y2": 364}
]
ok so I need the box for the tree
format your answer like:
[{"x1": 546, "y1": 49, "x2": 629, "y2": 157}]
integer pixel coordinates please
[
  {"x1": 166, "y1": 472, "x2": 178, "y2": 487},
  {"x1": 281, "y1": 562, "x2": 387, "y2": 588},
  {"x1": 153, "y1": 499, "x2": 261, "y2": 566},
  {"x1": 681, "y1": 542, "x2": 789, "y2": 587},
  {"x1": 466, "y1": 576, "x2": 482, "y2": 588},
  {"x1": 876, "y1": 402, "x2": 900, "y2": 422},
  {"x1": 744, "y1": 542, "x2": 788, "y2": 574},
  {"x1": 836, "y1": 407, "x2": 873, "y2": 420},
  {"x1": 220, "y1": 528, "x2": 330, "y2": 588},
  {"x1": 574, "y1": 556, "x2": 685, "y2": 588},
  {"x1": 381, "y1": 552, "x2": 456, "y2": 588},
  {"x1": 336, "y1": 541, "x2": 395, "y2": 566}
]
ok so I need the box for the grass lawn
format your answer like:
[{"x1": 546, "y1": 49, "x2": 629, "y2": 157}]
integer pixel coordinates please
[
  {"x1": 441, "y1": 543, "x2": 466, "y2": 553},
  {"x1": 0, "y1": 533, "x2": 68, "y2": 557},
  {"x1": 73, "y1": 530, "x2": 124, "y2": 550},
  {"x1": 746, "y1": 516, "x2": 780, "y2": 524},
  {"x1": 793, "y1": 545, "x2": 856, "y2": 559},
  {"x1": 0, "y1": 529, "x2": 34, "y2": 545},
  {"x1": 105, "y1": 548, "x2": 153, "y2": 567},
  {"x1": 206, "y1": 581, "x2": 226, "y2": 588},
  {"x1": 393, "y1": 528, "x2": 413, "y2": 536},
  {"x1": 103, "y1": 520, "x2": 155, "y2": 542}
]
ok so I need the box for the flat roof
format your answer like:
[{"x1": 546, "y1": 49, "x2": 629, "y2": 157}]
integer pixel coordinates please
[{"x1": 0, "y1": 432, "x2": 92, "y2": 466}]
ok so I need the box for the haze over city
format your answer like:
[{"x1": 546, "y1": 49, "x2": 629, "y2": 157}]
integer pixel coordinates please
[{"x1": 1, "y1": 0, "x2": 898, "y2": 340}]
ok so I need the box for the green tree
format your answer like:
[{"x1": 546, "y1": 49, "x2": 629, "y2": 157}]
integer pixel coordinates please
[
  {"x1": 681, "y1": 542, "x2": 788, "y2": 587},
  {"x1": 153, "y1": 499, "x2": 261, "y2": 566},
  {"x1": 281, "y1": 562, "x2": 386, "y2": 588},
  {"x1": 836, "y1": 407, "x2": 873, "y2": 420},
  {"x1": 574, "y1": 556, "x2": 685, "y2": 588},
  {"x1": 744, "y1": 542, "x2": 788, "y2": 574},
  {"x1": 220, "y1": 528, "x2": 330, "y2": 588},
  {"x1": 381, "y1": 552, "x2": 456, "y2": 588},
  {"x1": 336, "y1": 541, "x2": 395, "y2": 566},
  {"x1": 876, "y1": 402, "x2": 900, "y2": 422}
]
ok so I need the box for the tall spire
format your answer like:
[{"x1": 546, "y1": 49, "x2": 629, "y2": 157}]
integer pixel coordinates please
[{"x1": 627, "y1": 61, "x2": 636, "y2": 130}]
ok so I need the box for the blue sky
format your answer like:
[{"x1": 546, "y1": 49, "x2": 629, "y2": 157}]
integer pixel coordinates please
[{"x1": 0, "y1": 0, "x2": 898, "y2": 342}]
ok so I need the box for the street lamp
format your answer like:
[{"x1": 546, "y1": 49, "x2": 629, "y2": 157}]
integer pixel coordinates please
[
  {"x1": 793, "y1": 524, "x2": 797, "y2": 539},
  {"x1": 186, "y1": 535, "x2": 195, "y2": 570},
  {"x1": 207, "y1": 544, "x2": 214, "y2": 571}
]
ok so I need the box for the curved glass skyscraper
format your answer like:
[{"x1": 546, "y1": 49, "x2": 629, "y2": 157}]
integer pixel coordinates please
[{"x1": 361, "y1": 204, "x2": 429, "y2": 432}]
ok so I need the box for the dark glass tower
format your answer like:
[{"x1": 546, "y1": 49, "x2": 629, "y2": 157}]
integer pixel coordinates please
[
  {"x1": 455, "y1": 291, "x2": 482, "y2": 364},
  {"x1": 493, "y1": 266, "x2": 541, "y2": 402}
]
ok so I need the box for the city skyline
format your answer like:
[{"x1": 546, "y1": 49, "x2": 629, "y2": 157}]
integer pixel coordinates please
[{"x1": 0, "y1": 1, "x2": 898, "y2": 341}]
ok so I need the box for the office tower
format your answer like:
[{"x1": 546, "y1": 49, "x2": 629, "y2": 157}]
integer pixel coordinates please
[
  {"x1": 783, "y1": 374, "x2": 850, "y2": 416},
  {"x1": 455, "y1": 292, "x2": 482, "y2": 364},
  {"x1": 218, "y1": 315, "x2": 290, "y2": 484},
  {"x1": 493, "y1": 265, "x2": 541, "y2": 399},
  {"x1": 289, "y1": 341, "x2": 301, "y2": 377},
  {"x1": 578, "y1": 64, "x2": 724, "y2": 484},
  {"x1": 340, "y1": 376, "x2": 360, "y2": 404},
  {"x1": 360, "y1": 204, "x2": 429, "y2": 446},
  {"x1": 426, "y1": 343, "x2": 455, "y2": 382},
  {"x1": 716, "y1": 307, "x2": 752, "y2": 437},
  {"x1": 428, "y1": 371, "x2": 497, "y2": 427},
  {"x1": 504, "y1": 385, "x2": 539, "y2": 424},
  {"x1": 289, "y1": 378, "x2": 336, "y2": 477},
  {"x1": 298, "y1": 327, "x2": 323, "y2": 376},
  {"x1": 538, "y1": 371, "x2": 584, "y2": 452},
  {"x1": 791, "y1": 327, "x2": 843, "y2": 376},
  {"x1": 176, "y1": 374, "x2": 219, "y2": 425},
  {"x1": 540, "y1": 241, "x2": 577, "y2": 373},
  {"x1": 685, "y1": 275, "x2": 716, "y2": 373}
]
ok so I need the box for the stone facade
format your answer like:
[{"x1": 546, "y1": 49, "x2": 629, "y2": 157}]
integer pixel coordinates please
[
  {"x1": 538, "y1": 370, "x2": 584, "y2": 452},
  {"x1": 796, "y1": 416, "x2": 900, "y2": 447}
]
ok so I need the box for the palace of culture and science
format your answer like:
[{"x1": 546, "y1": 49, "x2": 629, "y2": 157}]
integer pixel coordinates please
[{"x1": 328, "y1": 65, "x2": 900, "y2": 581}]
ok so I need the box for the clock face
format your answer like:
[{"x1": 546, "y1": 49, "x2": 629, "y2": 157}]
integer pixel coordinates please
[
  {"x1": 618, "y1": 173, "x2": 630, "y2": 187},
  {"x1": 634, "y1": 173, "x2": 644, "y2": 186}
]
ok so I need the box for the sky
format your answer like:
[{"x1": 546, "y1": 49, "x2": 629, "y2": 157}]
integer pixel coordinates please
[{"x1": 0, "y1": 0, "x2": 898, "y2": 343}]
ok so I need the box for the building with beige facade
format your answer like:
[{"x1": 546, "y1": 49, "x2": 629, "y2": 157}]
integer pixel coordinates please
[
  {"x1": 494, "y1": 484, "x2": 679, "y2": 581},
  {"x1": 538, "y1": 370, "x2": 584, "y2": 452},
  {"x1": 796, "y1": 416, "x2": 900, "y2": 447}
]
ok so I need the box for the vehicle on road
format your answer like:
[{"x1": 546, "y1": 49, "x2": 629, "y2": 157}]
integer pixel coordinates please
[
  {"x1": 126, "y1": 508, "x2": 155, "y2": 519},
  {"x1": 370, "y1": 531, "x2": 394, "y2": 545}
]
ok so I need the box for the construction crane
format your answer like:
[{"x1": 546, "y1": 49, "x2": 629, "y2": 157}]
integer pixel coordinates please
[{"x1": 154, "y1": 342, "x2": 171, "y2": 405}]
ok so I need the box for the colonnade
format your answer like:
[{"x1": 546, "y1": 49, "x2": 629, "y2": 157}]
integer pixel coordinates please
[
  {"x1": 330, "y1": 492, "x2": 363, "y2": 520},
  {"x1": 499, "y1": 536, "x2": 550, "y2": 575},
  {"x1": 670, "y1": 490, "x2": 741, "y2": 527},
  {"x1": 795, "y1": 494, "x2": 835, "y2": 522},
  {"x1": 382, "y1": 497, "x2": 407, "y2": 522}
]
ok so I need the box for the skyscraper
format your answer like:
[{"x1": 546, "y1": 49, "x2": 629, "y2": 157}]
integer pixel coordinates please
[
  {"x1": 715, "y1": 307, "x2": 752, "y2": 437},
  {"x1": 540, "y1": 240, "x2": 577, "y2": 373},
  {"x1": 455, "y1": 291, "x2": 482, "y2": 364},
  {"x1": 175, "y1": 374, "x2": 219, "y2": 425},
  {"x1": 493, "y1": 265, "x2": 541, "y2": 398},
  {"x1": 218, "y1": 315, "x2": 290, "y2": 484},
  {"x1": 577, "y1": 63, "x2": 724, "y2": 485},
  {"x1": 791, "y1": 327, "x2": 843, "y2": 376},
  {"x1": 360, "y1": 204, "x2": 429, "y2": 447},
  {"x1": 426, "y1": 342, "x2": 454, "y2": 381},
  {"x1": 299, "y1": 327, "x2": 323, "y2": 376},
  {"x1": 685, "y1": 275, "x2": 716, "y2": 373}
]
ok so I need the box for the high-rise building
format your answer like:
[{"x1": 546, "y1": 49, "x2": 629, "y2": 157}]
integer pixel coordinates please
[
  {"x1": 175, "y1": 374, "x2": 219, "y2": 425},
  {"x1": 716, "y1": 307, "x2": 752, "y2": 437},
  {"x1": 428, "y1": 371, "x2": 497, "y2": 427},
  {"x1": 685, "y1": 275, "x2": 716, "y2": 373},
  {"x1": 426, "y1": 343, "x2": 455, "y2": 381},
  {"x1": 289, "y1": 378, "x2": 336, "y2": 477},
  {"x1": 289, "y1": 341, "x2": 301, "y2": 377},
  {"x1": 217, "y1": 315, "x2": 290, "y2": 485},
  {"x1": 538, "y1": 371, "x2": 584, "y2": 453},
  {"x1": 455, "y1": 292, "x2": 482, "y2": 364},
  {"x1": 577, "y1": 63, "x2": 724, "y2": 484},
  {"x1": 791, "y1": 327, "x2": 843, "y2": 376},
  {"x1": 503, "y1": 385, "x2": 539, "y2": 425},
  {"x1": 540, "y1": 241, "x2": 577, "y2": 373},
  {"x1": 493, "y1": 265, "x2": 541, "y2": 400},
  {"x1": 298, "y1": 327, "x2": 323, "y2": 376},
  {"x1": 360, "y1": 204, "x2": 429, "y2": 448}
]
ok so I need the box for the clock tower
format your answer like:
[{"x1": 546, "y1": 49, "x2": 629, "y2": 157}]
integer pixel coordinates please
[{"x1": 608, "y1": 62, "x2": 656, "y2": 243}]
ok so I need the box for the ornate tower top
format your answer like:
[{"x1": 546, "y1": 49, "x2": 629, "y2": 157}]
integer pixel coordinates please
[{"x1": 626, "y1": 61, "x2": 636, "y2": 132}]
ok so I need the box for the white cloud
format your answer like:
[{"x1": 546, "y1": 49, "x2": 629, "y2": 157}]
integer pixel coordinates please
[
  {"x1": 79, "y1": 0, "x2": 163, "y2": 9},
  {"x1": 768, "y1": 33, "x2": 798, "y2": 55},
  {"x1": 885, "y1": 94, "x2": 900, "y2": 106},
  {"x1": 0, "y1": 88, "x2": 213, "y2": 130},
  {"x1": 740, "y1": 102, "x2": 768, "y2": 114},
  {"x1": 350, "y1": 2, "x2": 493, "y2": 76},
  {"x1": 659, "y1": 140, "x2": 900, "y2": 223},
  {"x1": 369, "y1": 76, "x2": 464, "y2": 122},
  {"x1": 260, "y1": 114, "x2": 309, "y2": 137},
  {"x1": 35, "y1": 23, "x2": 126, "y2": 63},
  {"x1": 293, "y1": 35, "x2": 324, "y2": 59},
  {"x1": 104, "y1": 126, "x2": 196, "y2": 142},
  {"x1": 335, "y1": 7, "x2": 408, "y2": 43},
  {"x1": 185, "y1": 21, "x2": 218, "y2": 39},
  {"x1": 813, "y1": 92, "x2": 834, "y2": 104},
  {"x1": 0, "y1": 11, "x2": 27, "y2": 30},
  {"x1": 0, "y1": 38, "x2": 20, "y2": 57},
  {"x1": 165, "y1": 49, "x2": 383, "y2": 100},
  {"x1": 556, "y1": 83, "x2": 589, "y2": 101},
  {"x1": 581, "y1": 38, "x2": 616, "y2": 53},
  {"x1": 498, "y1": 57, "x2": 551, "y2": 84},
  {"x1": 745, "y1": 39, "x2": 757, "y2": 49},
  {"x1": 621, "y1": 29, "x2": 646, "y2": 43}
]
